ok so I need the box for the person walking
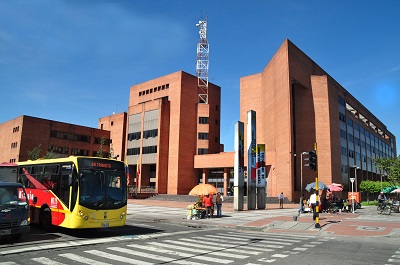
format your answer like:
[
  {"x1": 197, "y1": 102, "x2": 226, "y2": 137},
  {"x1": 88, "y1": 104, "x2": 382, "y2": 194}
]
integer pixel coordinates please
[
  {"x1": 215, "y1": 192, "x2": 224, "y2": 218},
  {"x1": 309, "y1": 191, "x2": 320, "y2": 220},
  {"x1": 298, "y1": 194, "x2": 305, "y2": 216},
  {"x1": 278, "y1": 192, "x2": 284, "y2": 209}
]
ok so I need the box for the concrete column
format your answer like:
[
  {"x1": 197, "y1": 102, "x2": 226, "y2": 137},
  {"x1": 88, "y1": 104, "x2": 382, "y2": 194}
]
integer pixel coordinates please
[
  {"x1": 202, "y1": 168, "x2": 209, "y2": 184},
  {"x1": 257, "y1": 187, "x2": 266, "y2": 209},
  {"x1": 223, "y1": 168, "x2": 229, "y2": 196}
]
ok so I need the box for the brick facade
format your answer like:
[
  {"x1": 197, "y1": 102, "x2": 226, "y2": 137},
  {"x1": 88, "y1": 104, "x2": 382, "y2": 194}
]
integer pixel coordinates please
[{"x1": 0, "y1": 115, "x2": 110, "y2": 163}]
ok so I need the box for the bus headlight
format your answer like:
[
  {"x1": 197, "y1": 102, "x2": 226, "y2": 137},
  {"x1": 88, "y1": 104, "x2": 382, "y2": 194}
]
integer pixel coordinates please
[
  {"x1": 20, "y1": 220, "x2": 29, "y2": 226},
  {"x1": 120, "y1": 211, "x2": 126, "y2": 219},
  {"x1": 78, "y1": 210, "x2": 89, "y2": 221}
]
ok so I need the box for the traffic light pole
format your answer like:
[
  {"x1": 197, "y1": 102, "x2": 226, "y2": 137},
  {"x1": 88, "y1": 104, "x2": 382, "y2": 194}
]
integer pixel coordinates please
[{"x1": 313, "y1": 143, "x2": 320, "y2": 229}]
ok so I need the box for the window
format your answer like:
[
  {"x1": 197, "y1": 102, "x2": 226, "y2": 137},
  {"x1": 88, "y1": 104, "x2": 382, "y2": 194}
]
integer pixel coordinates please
[
  {"x1": 11, "y1": 142, "x2": 18, "y2": 149},
  {"x1": 142, "y1": 146, "x2": 157, "y2": 154},
  {"x1": 347, "y1": 118, "x2": 353, "y2": 127},
  {"x1": 348, "y1": 133, "x2": 354, "y2": 143},
  {"x1": 198, "y1": 148, "x2": 208, "y2": 155},
  {"x1": 128, "y1": 132, "x2": 141, "y2": 141},
  {"x1": 341, "y1": 146, "x2": 347, "y2": 156},
  {"x1": 339, "y1": 113, "x2": 346, "y2": 123},
  {"x1": 199, "y1": 117, "x2": 209, "y2": 124},
  {"x1": 143, "y1": 129, "x2": 158, "y2": 139},
  {"x1": 198, "y1": 133, "x2": 208, "y2": 140},
  {"x1": 71, "y1": 148, "x2": 89, "y2": 156},
  {"x1": 215, "y1": 119, "x2": 219, "y2": 125},
  {"x1": 338, "y1": 96, "x2": 345, "y2": 106},
  {"x1": 340, "y1": 129, "x2": 347, "y2": 139},
  {"x1": 127, "y1": 148, "x2": 140, "y2": 155},
  {"x1": 216, "y1": 105, "x2": 219, "y2": 111}
]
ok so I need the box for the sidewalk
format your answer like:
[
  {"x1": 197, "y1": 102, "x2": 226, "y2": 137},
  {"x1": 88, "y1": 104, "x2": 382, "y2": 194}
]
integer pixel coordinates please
[{"x1": 128, "y1": 199, "x2": 400, "y2": 238}]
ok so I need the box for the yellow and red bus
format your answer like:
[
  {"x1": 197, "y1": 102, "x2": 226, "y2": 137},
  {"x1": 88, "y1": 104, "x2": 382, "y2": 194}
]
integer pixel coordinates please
[{"x1": 16, "y1": 156, "x2": 127, "y2": 229}]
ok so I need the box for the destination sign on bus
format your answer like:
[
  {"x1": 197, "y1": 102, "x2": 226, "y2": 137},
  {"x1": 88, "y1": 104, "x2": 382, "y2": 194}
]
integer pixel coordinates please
[{"x1": 78, "y1": 158, "x2": 125, "y2": 171}]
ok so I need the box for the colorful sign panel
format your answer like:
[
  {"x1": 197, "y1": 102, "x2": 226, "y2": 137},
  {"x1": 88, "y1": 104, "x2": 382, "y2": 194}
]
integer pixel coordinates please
[
  {"x1": 247, "y1": 110, "x2": 256, "y2": 187},
  {"x1": 234, "y1": 121, "x2": 244, "y2": 187},
  {"x1": 256, "y1": 144, "x2": 266, "y2": 188}
]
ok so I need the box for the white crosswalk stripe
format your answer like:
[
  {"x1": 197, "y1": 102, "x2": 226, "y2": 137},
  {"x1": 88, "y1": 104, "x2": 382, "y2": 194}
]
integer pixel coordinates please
[
  {"x1": 31, "y1": 257, "x2": 66, "y2": 265},
  {"x1": 59, "y1": 253, "x2": 112, "y2": 265},
  {"x1": 147, "y1": 242, "x2": 234, "y2": 263},
  {"x1": 173, "y1": 238, "x2": 263, "y2": 255},
  {"x1": 3, "y1": 231, "x2": 327, "y2": 265}
]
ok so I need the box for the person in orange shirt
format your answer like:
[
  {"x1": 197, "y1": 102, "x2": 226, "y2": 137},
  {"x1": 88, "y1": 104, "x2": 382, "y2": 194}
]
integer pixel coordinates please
[{"x1": 202, "y1": 194, "x2": 214, "y2": 218}]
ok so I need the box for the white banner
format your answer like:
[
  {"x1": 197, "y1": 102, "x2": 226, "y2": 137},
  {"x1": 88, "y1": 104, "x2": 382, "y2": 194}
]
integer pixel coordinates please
[
  {"x1": 234, "y1": 121, "x2": 244, "y2": 187},
  {"x1": 256, "y1": 144, "x2": 266, "y2": 187}
]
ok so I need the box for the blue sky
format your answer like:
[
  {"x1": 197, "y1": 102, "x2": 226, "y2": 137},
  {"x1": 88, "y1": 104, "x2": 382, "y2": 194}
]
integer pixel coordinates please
[{"x1": 1, "y1": 0, "x2": 399, "y2": 153}]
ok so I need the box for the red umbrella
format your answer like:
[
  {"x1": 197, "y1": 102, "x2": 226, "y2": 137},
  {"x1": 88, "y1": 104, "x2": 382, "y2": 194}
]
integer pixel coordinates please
[{"x1": 327, "y1": 184, "x2": 343, "y2": 192}]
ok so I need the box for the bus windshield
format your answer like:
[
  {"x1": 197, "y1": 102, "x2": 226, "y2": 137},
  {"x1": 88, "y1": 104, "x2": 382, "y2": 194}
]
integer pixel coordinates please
[{"x1": 79, "y1": 169, "x2": 126, "y2": 210}]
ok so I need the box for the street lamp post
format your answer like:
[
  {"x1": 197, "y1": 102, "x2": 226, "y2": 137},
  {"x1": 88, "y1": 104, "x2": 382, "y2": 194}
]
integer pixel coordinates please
[
  {"x1": 350, "y1": 178, "x2": 355, "y2": 213},
  {"x1": 352, "y1": 166, "x2": 360, "y2": 193}
]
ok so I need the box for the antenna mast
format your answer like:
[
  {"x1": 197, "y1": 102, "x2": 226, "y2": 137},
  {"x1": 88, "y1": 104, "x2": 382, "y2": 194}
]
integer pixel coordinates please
[{"x1": 196, "y1": 18, "x2": 209, "y2": 104}]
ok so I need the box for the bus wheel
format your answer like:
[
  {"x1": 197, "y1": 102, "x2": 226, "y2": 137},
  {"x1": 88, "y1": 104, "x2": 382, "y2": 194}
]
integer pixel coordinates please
[{"x1": 40, "y1": 208, "x2": 52, "y2": 230}]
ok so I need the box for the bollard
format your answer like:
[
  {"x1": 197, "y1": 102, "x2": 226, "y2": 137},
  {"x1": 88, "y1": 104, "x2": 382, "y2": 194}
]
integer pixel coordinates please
[{"x1": 293, "y1": 215, "x2": 298, "y2": 221}]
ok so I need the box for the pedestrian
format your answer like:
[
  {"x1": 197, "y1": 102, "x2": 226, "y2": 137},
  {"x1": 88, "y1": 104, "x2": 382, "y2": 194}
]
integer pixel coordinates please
[
  {"x1": 202, "y1": 194, "x2": 213, "y2": 218},
  {"x1": 309, "y1": 191, "x2": 320, "y2": 220},
  {"x1": 278, "y1": 192, "x2": 284, "y2": 209},
  {"x1": 298, "y1": 194, "x2": 305, "y2": 216},
  {"x1": 215, "y1": 192, "x2": 224, "y2": 218}
]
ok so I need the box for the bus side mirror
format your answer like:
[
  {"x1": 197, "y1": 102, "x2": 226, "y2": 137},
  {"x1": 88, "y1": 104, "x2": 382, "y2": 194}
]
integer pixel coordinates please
[{"x1": 33, "y1": 196, "x2": 37, "y2": 204}]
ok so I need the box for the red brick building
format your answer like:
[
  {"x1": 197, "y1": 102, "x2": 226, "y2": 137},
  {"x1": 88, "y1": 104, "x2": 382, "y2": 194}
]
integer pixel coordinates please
[
  {"x1": 122, "y1": 71, "x2": 224, "y2": 195},
  {"x1": 0, "y1": 115, "x2": 111, "y2": 163},
  {"x1": 107, "y1": 39, "x2": 396, "y2": 201},
  {"x1": 240, "y1": 39, "x2": 396, "y2": 201}
]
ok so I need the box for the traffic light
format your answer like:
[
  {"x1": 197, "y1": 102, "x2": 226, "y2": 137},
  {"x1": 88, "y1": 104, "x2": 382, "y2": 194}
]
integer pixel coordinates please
[{"x1": 308, "y1": 150, "x2": 317, "y2": 171}]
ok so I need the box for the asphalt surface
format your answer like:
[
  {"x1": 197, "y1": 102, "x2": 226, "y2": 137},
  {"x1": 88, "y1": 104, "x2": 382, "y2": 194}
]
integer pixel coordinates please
[{"x1": 128, "y1": 198, "x2": 400, "y2": 238}]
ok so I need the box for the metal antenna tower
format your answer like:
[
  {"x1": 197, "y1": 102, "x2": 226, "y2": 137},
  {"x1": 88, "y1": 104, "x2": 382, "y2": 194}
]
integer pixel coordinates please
[{"x1": 196, "y1": 18, "x2": 209, "y2": 104}]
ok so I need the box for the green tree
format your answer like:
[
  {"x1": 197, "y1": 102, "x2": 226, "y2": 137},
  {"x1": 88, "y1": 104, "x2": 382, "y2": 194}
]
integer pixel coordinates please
[
  {"x1": 96, "y1": 136, "x2": 107, "y2": 158},
  {"x1": 360, "y1": 180, "x2": 392, "y2": 202},
  {"x1": 374, "y1": 156, "x2": 400, "y2": 186},
  {"x1": 43, "y1": 149, "x2": 58, "y2": 159},
  {"x1": 27, "y1": 144, "x2": 42, "y2": 160}
]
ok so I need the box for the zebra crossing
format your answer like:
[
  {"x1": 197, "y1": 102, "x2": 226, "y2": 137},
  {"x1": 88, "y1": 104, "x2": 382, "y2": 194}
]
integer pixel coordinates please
[
  {"x1": 386, "y1": 249, "x2": 400, "y2": 264},
  {"x1": 1, "y1": 231, "x2": 329, "y2": 264}
]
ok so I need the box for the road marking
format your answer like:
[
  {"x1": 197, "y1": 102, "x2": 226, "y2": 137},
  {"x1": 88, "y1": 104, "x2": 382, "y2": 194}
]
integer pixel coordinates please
[
  {"x1": 258, "y1": 258, "x2": 277, "y2": 263},
  {"x1": 162, "y1": 239, "x2": 249, "y2": 259},
  {"x1": 31, "y1": 257, "x2": 66, "y2": 265},
  {"x1": 86, "y1": 249, "x2": 154, "y2": 264},
  {"x1": 293, "y1": 247, "x2": 308, "y2": 251},
  {"x1": 148, "y1": 242, "x2": 233, "y2": 264},
  {"x1": 125, "y1": 244, "x2": 206, "y2": 265},
  {"x1": 59, "y1": 253, "x2": 112, "y2": 265},
  {"x1": 272, "y1": 253, "x2": 289, "y2": 258},
  {"x1": 172, "y1": 239, "x2": 262, "y2": 255},
  {"x1": 191, "y1": 236, "x2": 284, "y2": 249}
]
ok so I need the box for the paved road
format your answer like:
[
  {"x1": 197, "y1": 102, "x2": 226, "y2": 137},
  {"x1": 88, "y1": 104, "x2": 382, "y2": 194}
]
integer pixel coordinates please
[
  {"x1": 127, "y1": 199, "x2": 400, "y2": 238},
  {"x1": 1, "y1": 229, "x2": 399, "y2": 265}
]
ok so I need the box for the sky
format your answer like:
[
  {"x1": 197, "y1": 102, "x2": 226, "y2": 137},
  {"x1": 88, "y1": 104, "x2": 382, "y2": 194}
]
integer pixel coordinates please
[{"x1": 1, "y1": 0, "x2": 399, "y2": 153}]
